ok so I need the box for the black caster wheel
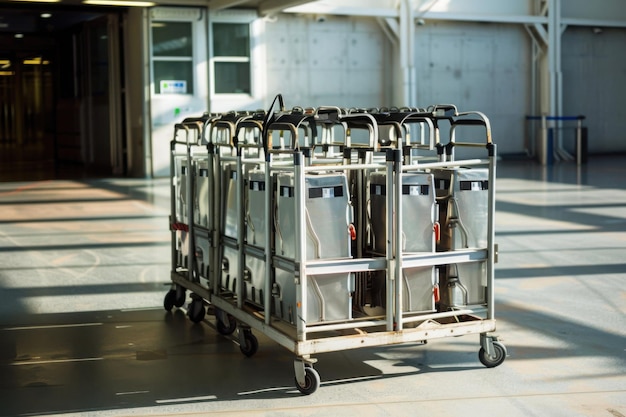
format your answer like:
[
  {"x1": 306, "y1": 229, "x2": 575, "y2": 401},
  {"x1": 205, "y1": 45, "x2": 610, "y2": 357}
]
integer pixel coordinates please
[
  {"x1": 216, "y1": 312, "x2": 237, "y2": 335},
  {"x1": 478, "y1": 341, "x2": 507, "y2": 368},
  {"x1": 174, "y1": 285, "x2": 186, "y2": 308},
  {"x1": 187, "y1": 299, "x2": 206, "y2": 323},
  {"x1": 239, "y1": 330, "x2": 258, "y2": 357},
  {"x1": 164, "y1": 289, "x2": 176, "y2": 312},
  {"x1": 295, "y1": 366, "x2": 320, "y2": 395}
]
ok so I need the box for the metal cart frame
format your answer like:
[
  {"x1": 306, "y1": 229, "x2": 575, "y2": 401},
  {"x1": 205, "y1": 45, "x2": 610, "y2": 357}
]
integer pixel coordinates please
[{"x1": 164, "y1": 96, "x2": 506, "y2": 395}]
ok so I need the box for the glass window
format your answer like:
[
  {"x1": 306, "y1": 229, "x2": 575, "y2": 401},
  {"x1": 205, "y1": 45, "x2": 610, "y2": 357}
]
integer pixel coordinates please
[
  {"x1": 212, "y1": 22, "x2": 251, "y2": 95},
  {"x1": 214, "y1": 62, "x2": 250, "y2": 94},
  {"x1": 151, "y1": 21, "x2": 193, "y2": 94},
  {"x1": 153, "y1": 61, "x2": 193, "y2": 94},
  {"x1": 213, "y1": 23, "x2": 249, "y2": 57},
  {"x1": 152, "y1": 22, "x2": 192, "y2": 57}
]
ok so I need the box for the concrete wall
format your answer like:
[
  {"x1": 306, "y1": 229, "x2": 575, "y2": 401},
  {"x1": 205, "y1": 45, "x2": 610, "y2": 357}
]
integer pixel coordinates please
[
  {"x1": 413, "y1": 21, "x2": 531, "y2": 154},
  {"x1": 263, "y1": 14, "x2": 393, "y2": 109},
  {"x1": 562, "y1": 26, "x2": 626, "y2": 153},
  {"x1": 262, "y1": 14, "x2": 533, "y2": 155}
]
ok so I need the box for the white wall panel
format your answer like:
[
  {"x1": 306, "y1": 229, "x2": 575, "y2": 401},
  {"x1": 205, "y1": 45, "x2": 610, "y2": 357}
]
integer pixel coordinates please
[
  {"x1": 264, "y1": 14, "x2": 392, "y2": 108},
  {"x1": 562, "y1": 27, "x2": 626, "y2": 153},
  {"x1": 414, "y1": 21, "x2": 530, "y2": 154},
  {"x1": 562, "y1": 0, "x2": 626, "y2": 24}
]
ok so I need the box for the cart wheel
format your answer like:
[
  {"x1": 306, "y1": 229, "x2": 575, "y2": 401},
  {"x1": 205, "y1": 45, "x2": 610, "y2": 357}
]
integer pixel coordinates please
[
  {"x1": 239, "y1": 330, "x2": 258, "y2": 357},
  {"x1": 294, "y1": 366, "x2": 320, "y2": 395},
  {"x1": 216, "y1": 313, "x2": 237, "y2": 335},
  {"x1": 478, "y1": 341, "x2": 507, "y2": 368},
  {"x1": 187, "y1": 300, "x2": 206, "y2": 323},
  {"x1": 164, "y1": 289, "x2": 176, "y2": 312},
  {"x1": 174, "y1": 285, "x2": 186, "y2": 308}
]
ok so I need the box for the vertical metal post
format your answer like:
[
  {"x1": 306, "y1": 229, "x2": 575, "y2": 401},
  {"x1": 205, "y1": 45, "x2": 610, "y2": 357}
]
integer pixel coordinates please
[
  {"x1": 170, "y1": 139, "x2": 177, "y2": 274},
  {"x1": 486, "y1": 143, "x2": 497, "y2": 320},
  {"x1": 186, "y1": 134, "x2": 194, "y2": 284},
  {"x1": 264, "y1": 154, "x2": 272, "y2": 324},
  {"x1": 385, "y1": 149, "x2": 395, "y2": 331},
  {"x1": 213, "y1": 152, "x2": 222, "y2": 296},
  {"x1": 236, "y1": 147, "x2": 244, "y2": 309},
  {"x1": 294, "y1": 152, "x2": 307, "y2": 341},
  {"x1": 393, "y1": 149, "x2": 403, "y2": 331},
  {"x1": 207, "y1": 142, "x2": 216, "y2": 293},
  {"x1": 540, "y1": 114, "x2": 548, "y2": 165}
]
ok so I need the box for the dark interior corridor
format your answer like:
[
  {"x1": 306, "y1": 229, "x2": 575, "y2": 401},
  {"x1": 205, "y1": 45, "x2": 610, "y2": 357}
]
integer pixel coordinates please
[{"x1": 0, "y1": 6, "x2": 123, "y2": 181}]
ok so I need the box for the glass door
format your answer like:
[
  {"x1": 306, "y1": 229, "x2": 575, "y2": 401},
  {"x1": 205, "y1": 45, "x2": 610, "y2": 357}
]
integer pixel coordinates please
[{"x1": 0, "y1": 51, "x2": 55, "y2": 180}]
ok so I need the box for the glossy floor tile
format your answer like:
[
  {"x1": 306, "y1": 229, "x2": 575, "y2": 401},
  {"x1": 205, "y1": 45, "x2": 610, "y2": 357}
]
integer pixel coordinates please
[{"x1": 0, "y1": 157, "x2": 624, "y2": 417}]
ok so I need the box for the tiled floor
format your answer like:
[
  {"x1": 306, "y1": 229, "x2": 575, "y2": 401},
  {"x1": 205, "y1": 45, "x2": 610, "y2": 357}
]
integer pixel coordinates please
[{"x1": 0, "y1": 156, "x2": 624, "y2": 416}]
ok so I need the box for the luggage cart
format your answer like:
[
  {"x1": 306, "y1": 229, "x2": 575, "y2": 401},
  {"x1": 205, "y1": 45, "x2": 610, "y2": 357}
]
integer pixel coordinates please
[
  {"x1": 164, "y1": 95, "x2": 506, "y2": 395},
  {"x1": 165, "y1": 115, "x2": 217, "y2": 316}
]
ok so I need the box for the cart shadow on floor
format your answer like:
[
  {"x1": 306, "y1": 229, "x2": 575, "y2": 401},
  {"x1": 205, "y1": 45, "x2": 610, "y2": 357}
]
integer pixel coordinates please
[
  {"x1": 0, "y1": 306, "x2": 490, "y2": 416},
  {"x1": 1, "y1": 293, "x2": 624, "y2": 417}
]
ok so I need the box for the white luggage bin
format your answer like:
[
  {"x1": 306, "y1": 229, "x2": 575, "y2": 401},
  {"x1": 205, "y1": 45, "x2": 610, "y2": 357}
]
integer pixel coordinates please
[
  {"x1": 369, "y1": 171, "x2": 437, "y2": 313},
  {"x1": 192, "y1": 156, "x2": 211, "y2": 282},
  {"x1": 220, "y1": 162, "x2": 239, "y2": 293},
  {"x1": 173, "y1": 156, "x2": 190, "y2": 268},
  {"x1": 194, "y1": 157, "x2": 210, "y2": 228},
  {"x1": 434, "y1": 167, "x2": 489, "y2": 308},
  {"x1": 273, "y1": 172, "x2": 354, "y2": 324},
  {"x1": 244, "y1": 169, "x2": 268, "y2": 307}
]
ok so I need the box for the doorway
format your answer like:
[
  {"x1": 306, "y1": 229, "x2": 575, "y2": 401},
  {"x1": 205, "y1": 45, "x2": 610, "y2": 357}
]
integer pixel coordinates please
[
  {"x1": 0, "y1": 48, "x2": 55, "y2": 179},
  {"x1": 0, "y1": 7, "x2": 126, "y2": 181}
]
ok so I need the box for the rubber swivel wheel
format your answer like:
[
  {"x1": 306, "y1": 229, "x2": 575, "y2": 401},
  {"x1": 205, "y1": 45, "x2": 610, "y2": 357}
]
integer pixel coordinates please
[
  {"x1": 295, "y1": 367, "x2": 320, "y2": 395},
  {"x1": 239, "y1": 331, "x2": 258, "y2": 357},
  {"x1": 216, "y1": 314, "x2": 237, "y2": 335},
  {"x1": 187, "y1": 300, "x2": 206, "y2": 323},
  {"x1": 164, "y1": 290, "x2": 176, "y2": 312},
  {"x1": 478, "y1": 341, "x2": 507, "y2": 368},
  {"x1": 174, "y1": 286, "x2": 186, "y2": 308}
]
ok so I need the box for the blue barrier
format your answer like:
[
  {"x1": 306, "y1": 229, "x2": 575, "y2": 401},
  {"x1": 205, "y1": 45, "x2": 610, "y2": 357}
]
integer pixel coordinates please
[{"x1": 526, "y1": 115, "x2": 587, "y2": 165}]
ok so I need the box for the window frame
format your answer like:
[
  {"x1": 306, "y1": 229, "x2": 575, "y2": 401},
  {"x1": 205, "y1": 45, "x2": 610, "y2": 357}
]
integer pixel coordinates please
[
  {"x1": 209, "y1": 9, "x2": 258, "y2": 99},
  {"x1": 149, "y1": 9, "x2": 200, "y2": 96}
]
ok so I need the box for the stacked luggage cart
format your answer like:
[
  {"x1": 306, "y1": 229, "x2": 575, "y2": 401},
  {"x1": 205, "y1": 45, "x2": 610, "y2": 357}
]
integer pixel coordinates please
[{"x1": 164, "y1": 95, "x2": 506, "y2": 395}]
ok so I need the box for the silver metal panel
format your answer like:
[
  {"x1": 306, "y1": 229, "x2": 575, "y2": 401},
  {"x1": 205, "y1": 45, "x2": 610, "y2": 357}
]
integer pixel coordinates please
[
  {"x1": 193, "y1": 233, "x2": 210, "y2": 280},
  {"x1": 246, "y1": 169, "x2": 266, "y2": 248},
  {"x1": 276, "y1": 173, "x2": 296, "y2": 259},
  {"x1": 442, "y1": 262, "x2": 487, "y2": 307},
  {"x1": 273, "y1": 268, "x2": 297, "y2": 324},
  {"x1": 176, "y1": 229, "x2": 190, "y2": 267},
  {"x1": 402, "y1": 267, "x2": 436, "y2": 313},
  {"x1": 223, "y1": 162, "x2": 238, "y2": 239},
  {"x1": 434, "y1": 168, "x2": 489, "y2": 250},
  {"x1": 307, "y1": 273, "x2": 353, "y2": 323},
  {"x1": 273, "y1": 171, "x2": 354, "y2": 324},
  {"x1": 173, "y1": 155, "x2": 190, "y2": 266},
  {"x1": 244, "y1": 255, "x2": 266, "y2": 307},
  {"x1": 453, "y1": 168, "x2": 489, "y2": 249},
  {"x1": 272, "y1": 269, "x2": 354, "y2": 324},
  {"x1": 304, "y1": 174, "x2": 352, "y2": 259},
  {"x1": 434, "y1": 168, "x2": 489, "y2": 309},
  {"x1": 244, "y1": 169, "x2": 268, "y2": 307},
  {"x1": 276, "y1": 172, "x2": 352, "y2": 261},
  {"x1": 174, "y1": 155, "x2": 189, "y2": 224},
  {"x1": 370, "y1": 171, "x2": 436, "y2": 254},
  {"x1": 193, "y1": 157, "x2": 210, "y2": 228},
  {"x1": 221, "y1": 245, "x2": 239, "y2": 293}
]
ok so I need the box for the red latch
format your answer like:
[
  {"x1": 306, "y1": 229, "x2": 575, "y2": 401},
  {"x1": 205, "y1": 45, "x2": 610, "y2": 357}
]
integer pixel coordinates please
[
  {"x1": 433, "y1": 221, "x2": 440, "y2": 243},
  {"x1": 170, "y1": 222, "x2": 189, "y2": 232},
  {"x1": 348, "y1": 224, "x2": 357, "y2": 241}
]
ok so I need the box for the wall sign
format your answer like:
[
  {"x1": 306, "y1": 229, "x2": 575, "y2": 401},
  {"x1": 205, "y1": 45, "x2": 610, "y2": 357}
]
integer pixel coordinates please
[{"x1": 160, "y1": 80, "x2": 187, "y2": 94}]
